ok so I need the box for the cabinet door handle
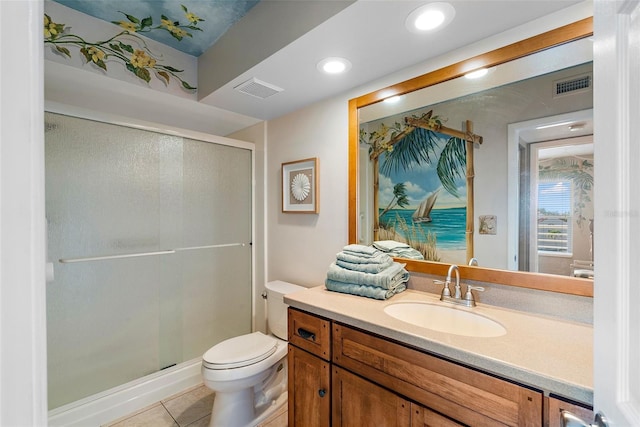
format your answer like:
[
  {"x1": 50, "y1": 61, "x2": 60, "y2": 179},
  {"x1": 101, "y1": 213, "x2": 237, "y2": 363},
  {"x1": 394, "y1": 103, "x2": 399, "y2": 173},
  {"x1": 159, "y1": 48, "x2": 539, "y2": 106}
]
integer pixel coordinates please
[
  {"x1": 297, "y1": 328, "x2": 316, "y2": 341},
  {"x1": 318, "y1": 389, "x2": 326, "y2": 398}
]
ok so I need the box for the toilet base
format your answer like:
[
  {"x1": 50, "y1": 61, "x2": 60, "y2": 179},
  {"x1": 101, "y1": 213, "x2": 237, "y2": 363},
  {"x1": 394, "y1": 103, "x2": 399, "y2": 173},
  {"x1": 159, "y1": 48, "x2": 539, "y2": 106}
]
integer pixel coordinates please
[
  {"x1": 208, "y1": 389, "x2": 287, "y2": 427},
  {"x1": 209, "y1": 387, "x2": 254, "y2": 427}
]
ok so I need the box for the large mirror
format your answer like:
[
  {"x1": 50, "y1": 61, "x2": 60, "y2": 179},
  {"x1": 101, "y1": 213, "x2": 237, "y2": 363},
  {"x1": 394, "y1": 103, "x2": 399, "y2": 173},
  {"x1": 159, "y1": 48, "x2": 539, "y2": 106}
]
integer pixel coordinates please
[{"x1": 349, "y1": 19, "x2": 594, "y2": 296}]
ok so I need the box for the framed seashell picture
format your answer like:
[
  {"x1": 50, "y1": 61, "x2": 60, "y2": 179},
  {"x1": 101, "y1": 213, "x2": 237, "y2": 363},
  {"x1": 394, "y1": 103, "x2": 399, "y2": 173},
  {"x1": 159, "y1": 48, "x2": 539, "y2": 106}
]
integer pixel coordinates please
[{"x1": 282, "y1": 158, "x2": 319, "y2": 213}]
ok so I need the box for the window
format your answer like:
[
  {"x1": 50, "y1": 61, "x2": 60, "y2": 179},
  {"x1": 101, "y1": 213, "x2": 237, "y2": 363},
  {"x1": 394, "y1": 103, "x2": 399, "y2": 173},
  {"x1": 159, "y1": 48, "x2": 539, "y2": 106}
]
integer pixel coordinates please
[{"x1": 537, "y1": 180, "x2": 572, "y2": 254}]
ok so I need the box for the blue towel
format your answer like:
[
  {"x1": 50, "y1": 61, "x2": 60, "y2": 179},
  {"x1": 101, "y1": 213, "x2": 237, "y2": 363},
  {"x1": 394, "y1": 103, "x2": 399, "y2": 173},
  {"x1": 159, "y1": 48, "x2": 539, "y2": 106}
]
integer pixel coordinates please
[
  {"x1": 325, "y1": 279, "x2": 407, "y2": 300},
  {"x1": 336, "y1": 250, "x2": 392, "y2": 265},
  {"x1": 373, "y1": 240, "x2": 425, "y2": 260},
  {"x1": 372, "y1": 240, "x2": 410, "y2": 251},
  {"x1": 326, "y1": 262, "x2": 409, "y2": 289},
  {"x1": 342, "y1": 244, "x2": 381, "y2": 258},
  {"x1": 386, "y1": 247, "x2": 425, "y2": 260},
  {"x1": 336, "y1": 258, "x2": 393, "y2": 274}
]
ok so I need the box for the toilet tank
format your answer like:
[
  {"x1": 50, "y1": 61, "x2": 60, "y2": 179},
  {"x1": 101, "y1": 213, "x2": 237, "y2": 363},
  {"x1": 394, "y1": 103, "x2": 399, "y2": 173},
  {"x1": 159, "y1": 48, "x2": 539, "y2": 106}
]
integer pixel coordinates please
[{"x1": 266, "y1": 280, "x2": 305, "y2": 340}]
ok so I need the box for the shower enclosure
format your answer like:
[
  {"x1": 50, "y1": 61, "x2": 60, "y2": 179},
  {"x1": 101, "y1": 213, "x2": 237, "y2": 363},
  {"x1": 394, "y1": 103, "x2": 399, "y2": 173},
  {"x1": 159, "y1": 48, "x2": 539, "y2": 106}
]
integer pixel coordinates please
[{"x1": 45, "y1": 112, "x2": 253, "y2": 410}]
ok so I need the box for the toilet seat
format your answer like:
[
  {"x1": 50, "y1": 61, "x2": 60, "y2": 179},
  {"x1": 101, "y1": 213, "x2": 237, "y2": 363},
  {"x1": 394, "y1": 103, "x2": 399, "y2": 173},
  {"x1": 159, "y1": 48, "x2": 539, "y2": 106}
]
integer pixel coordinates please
[{"x1": 203, "y1": 332, "x2": 277, "y2": 370}]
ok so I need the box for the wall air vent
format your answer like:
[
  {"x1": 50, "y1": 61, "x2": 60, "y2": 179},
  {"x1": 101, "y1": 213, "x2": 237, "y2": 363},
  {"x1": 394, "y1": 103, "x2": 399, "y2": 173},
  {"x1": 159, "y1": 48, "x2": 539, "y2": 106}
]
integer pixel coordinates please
[
  {"x1": 553, "y1": 73, "x2": 592, "y2": 98},
  {"x1": 234, "y1": 78, "x2": 283, "y2": 99}
]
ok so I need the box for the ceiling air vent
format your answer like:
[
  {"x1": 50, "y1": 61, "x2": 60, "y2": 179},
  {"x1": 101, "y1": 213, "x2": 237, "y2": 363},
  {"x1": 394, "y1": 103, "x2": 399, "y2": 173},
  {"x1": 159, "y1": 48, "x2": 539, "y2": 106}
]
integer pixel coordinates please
[
  {"x1": 553, "y1": 73, "x2": 592, "y2": 98},
  {"x1": 234, "y1": 78, "x2": 283, "y2": 99}
]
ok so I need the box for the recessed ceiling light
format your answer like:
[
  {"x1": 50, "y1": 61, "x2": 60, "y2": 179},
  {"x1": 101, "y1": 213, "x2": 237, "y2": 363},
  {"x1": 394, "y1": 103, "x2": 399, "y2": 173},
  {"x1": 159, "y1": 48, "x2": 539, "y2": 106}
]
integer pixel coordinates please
[
  {"x1": 317, "y1": 57, "x2": 352, "y2": 74},
  {"x1": 464, "y1": 68, "x2": 489, "y2": 79},
  {"x1": 406, "y1": 2, "x2": 455, "y2": 33}
]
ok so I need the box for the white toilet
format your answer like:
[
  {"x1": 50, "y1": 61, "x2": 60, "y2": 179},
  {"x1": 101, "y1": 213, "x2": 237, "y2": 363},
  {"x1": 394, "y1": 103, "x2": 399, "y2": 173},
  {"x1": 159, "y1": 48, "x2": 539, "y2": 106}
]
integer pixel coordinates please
[{"x1": 201, "y1": 280, "x2": 304, "y2": 427}]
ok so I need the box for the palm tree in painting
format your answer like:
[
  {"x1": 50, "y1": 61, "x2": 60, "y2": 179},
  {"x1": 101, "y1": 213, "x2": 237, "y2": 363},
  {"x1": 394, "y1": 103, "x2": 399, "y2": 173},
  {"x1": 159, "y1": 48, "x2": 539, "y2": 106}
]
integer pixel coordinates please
[
  {"x1": 379, "y1": 126, "x2": 467, "y2": 198},
  {"x1": 379, "y1": 182, "x2": 410, "y2": 219}
]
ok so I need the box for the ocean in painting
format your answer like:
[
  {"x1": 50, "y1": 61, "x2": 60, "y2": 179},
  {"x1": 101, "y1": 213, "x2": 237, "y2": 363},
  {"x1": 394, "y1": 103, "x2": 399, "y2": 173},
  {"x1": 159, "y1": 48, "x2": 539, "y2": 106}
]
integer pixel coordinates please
[{"x1": 379, "y1": 207, "x2": 466, "y2": 250}]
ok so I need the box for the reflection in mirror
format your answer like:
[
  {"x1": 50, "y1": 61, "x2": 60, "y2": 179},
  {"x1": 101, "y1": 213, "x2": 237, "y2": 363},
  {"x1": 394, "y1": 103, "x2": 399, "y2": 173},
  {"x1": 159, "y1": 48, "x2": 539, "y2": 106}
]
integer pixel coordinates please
[
  {"x1": 349, "y1": 19, "x2": 594, "y2": 296},
  {"x1": 359, "y1": 38, "x2": 592, "y2": 274},
  {"x1": 508, "y1": 109, "x2": 593, "y2": 278}
]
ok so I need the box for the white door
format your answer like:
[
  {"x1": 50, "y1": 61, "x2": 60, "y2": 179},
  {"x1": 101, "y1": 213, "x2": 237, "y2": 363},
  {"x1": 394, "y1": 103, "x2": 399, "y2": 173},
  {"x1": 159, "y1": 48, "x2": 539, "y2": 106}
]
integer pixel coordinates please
[{"x1": 593, "y1": 0, "x2": 640, "y2": 425}]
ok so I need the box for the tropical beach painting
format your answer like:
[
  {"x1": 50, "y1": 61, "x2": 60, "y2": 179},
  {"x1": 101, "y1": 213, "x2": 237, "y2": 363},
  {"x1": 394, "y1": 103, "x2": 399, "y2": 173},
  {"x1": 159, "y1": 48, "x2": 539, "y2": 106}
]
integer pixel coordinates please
[{"x1": 361, "y1": 109, "x2": 472, "y2": 264}]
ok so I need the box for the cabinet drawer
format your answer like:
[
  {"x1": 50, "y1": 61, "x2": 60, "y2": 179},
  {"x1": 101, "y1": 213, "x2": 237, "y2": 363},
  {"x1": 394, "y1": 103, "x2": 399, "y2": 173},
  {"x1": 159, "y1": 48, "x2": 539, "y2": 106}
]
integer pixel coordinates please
[
  {"x1": 333, "y1": 323, "x2": 543, "y2": 427},
  {"x1": 288, "y1": 308, "x2": 331, "y2": 360},
  {"x1": 546, "y1": 395, "x2": 593, "y2": 427}
]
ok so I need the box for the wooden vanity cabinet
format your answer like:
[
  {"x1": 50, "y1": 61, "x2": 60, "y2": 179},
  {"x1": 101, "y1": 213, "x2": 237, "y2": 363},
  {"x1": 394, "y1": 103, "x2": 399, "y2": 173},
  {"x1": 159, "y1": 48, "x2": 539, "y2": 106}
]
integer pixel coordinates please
[
  {"x1": 288, "y1": 309, "x2": 332, "y2": 427},
  {"x1": 288, "y1": 307, "x2": 546, "y2": 426}
]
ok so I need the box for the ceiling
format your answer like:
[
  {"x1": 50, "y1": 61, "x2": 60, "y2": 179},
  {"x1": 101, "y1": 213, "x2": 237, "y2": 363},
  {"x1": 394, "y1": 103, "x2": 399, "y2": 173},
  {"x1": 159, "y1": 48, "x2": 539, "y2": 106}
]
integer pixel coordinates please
[
  {"x1": 52, "y1": 0, "x2": 260, "y2": 57},
  {"x1": 52, "y1": 0, "x2": 588, "y2": 124}
]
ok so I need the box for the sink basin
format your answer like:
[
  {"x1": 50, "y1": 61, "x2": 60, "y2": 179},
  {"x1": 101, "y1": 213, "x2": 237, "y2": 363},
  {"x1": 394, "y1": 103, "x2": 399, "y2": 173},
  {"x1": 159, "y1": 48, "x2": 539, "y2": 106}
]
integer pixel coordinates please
[{"x1": 383, "y1": 302, "x2": 507, "y2": 337}]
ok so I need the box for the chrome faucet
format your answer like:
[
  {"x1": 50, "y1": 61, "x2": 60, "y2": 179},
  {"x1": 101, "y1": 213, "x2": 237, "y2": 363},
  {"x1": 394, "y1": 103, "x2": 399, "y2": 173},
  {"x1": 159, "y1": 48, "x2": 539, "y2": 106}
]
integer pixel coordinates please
[
  {"x1": 446, "y1": 264, "x2": 461, "y2": 299},
  {"x1": 468, "y1": 257, "x2": 478, "y2": 266},
  {"x1": 434, "y1": 264, "x2": 485, "y2": 307}
]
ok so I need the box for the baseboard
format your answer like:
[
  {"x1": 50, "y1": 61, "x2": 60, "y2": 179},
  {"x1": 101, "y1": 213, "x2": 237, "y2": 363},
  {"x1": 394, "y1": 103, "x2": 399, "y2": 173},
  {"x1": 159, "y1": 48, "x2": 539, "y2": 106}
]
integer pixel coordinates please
[{"x1": 48, "y1": 358, "x2": 203, "y2": 427}]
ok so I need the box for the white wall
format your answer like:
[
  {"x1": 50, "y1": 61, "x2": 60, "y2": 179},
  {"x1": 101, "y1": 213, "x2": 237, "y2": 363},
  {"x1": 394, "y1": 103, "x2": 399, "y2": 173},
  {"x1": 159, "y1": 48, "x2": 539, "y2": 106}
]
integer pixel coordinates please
[{"x1": 266, "y1": 96, "x2": 349, "y2": 287}]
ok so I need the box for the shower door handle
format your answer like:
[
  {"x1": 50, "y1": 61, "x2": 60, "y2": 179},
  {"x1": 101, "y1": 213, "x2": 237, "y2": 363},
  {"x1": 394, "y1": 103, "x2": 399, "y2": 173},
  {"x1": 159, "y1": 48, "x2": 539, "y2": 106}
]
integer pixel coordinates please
[{"x1": 59, "y1": 249, "x2": 175, "y2": 263}]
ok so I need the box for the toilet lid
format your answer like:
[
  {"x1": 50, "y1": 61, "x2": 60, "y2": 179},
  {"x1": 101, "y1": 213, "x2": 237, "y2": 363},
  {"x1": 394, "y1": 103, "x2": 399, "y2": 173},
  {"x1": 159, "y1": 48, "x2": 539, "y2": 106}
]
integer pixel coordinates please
[{"x1": 203, "y1": 332, "x2": 277, "y2": 369}]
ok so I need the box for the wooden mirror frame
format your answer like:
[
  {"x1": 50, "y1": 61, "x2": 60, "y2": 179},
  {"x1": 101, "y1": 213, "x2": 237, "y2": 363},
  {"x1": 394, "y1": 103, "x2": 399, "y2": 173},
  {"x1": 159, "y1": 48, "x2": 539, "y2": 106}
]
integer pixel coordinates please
[{"x1": 348, "y1": 18, "x2": 594, "y2": 297}]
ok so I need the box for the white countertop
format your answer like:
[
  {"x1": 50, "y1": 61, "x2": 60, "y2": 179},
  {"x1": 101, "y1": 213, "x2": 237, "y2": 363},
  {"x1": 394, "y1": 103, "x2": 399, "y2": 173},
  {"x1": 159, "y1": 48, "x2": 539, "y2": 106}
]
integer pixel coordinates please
[{"x1": 284, "y1": 286, "x2": 593, "y2": 405}]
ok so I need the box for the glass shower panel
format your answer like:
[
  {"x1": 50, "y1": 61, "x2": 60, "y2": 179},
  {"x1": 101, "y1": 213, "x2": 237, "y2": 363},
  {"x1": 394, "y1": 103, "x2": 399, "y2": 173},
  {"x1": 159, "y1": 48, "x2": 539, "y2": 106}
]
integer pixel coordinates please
[
  {"x1": 180, "y1": 139, "x2": 252, "y2": 359},
  {"x1": 45, "y1": 113, "x2": 253, "y2": 409}
]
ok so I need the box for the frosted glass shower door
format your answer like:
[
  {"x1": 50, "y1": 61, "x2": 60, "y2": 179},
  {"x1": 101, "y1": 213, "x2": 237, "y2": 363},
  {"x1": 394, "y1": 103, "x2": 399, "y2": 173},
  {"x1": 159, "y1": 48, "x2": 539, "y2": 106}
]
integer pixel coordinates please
[{"x1": 45, "y1": 112, "x2": 252, "y2": 409}]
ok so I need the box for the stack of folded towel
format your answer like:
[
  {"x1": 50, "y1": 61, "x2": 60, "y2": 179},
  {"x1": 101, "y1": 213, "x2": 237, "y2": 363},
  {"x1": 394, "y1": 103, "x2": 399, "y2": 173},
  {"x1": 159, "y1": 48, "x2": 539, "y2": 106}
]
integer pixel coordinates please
[
  {"x1": 373, "y1": 240, "x2": 425, "y2": 260},
  {"x1": 325, "y1": 244, "x2": 409, "y2": 300}
]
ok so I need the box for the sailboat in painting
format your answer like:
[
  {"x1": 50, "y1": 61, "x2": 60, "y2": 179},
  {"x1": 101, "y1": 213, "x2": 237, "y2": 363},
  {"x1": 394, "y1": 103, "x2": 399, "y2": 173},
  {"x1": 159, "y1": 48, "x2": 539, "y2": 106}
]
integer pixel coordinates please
[{"x1": 412, "y1": 189, "x2": 440, "y2": 223}]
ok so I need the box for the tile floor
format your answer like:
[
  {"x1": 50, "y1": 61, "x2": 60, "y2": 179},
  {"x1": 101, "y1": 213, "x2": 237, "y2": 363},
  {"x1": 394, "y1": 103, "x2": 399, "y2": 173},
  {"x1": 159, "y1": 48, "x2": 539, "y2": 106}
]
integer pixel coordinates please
[{"x1": 102, "y1": 384, "x2": 287, "y2": 427}]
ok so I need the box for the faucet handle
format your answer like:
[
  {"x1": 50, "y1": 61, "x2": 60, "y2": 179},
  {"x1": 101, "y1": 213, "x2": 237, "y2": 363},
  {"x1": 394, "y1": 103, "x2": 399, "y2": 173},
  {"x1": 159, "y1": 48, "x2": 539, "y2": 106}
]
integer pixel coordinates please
[
  {"x1": 464, "y1": 284, "x2": 485, "y2": 304},
  {"x1": 434, "y1": 279, "x2": 451, "y2": 297}
]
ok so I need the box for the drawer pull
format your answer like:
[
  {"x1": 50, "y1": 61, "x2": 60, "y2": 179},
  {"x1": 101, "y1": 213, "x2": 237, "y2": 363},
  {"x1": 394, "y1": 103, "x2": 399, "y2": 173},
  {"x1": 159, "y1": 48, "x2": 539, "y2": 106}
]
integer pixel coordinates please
[
  {"x1": 297, "y1": 328, "x2": 316, "y2": 341},
  {"x1": 318, "y1": 389, "x2": 326, "y2": 398}
]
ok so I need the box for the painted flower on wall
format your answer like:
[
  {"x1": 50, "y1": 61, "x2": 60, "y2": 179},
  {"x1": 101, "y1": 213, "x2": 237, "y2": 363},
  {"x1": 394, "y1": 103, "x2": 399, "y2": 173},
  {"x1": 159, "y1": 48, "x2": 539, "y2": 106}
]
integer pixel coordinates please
[{"x1": 44, "y1": 5, "x2": 203, "y2": 90}]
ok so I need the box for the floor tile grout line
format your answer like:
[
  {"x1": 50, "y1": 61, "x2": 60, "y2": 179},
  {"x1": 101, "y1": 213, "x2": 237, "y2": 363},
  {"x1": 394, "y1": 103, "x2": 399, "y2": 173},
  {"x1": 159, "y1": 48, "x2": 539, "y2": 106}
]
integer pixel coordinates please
[{"x1": 160, "y1": 401, "x2": 180, "y2": 426}]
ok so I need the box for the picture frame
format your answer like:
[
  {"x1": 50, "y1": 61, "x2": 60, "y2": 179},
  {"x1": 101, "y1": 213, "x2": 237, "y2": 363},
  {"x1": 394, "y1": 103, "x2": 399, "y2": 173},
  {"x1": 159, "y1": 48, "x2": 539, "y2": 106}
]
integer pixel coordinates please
[{"x1": 282, "y1": 157, "x2": 319, "y2": 213}]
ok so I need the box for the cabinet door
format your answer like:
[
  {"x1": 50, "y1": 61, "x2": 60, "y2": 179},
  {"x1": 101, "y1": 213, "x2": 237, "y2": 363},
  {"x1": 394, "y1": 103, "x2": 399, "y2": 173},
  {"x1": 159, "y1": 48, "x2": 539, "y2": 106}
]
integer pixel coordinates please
[
  {"x1": 411, "y1": 403, "x2": 463, "y2": 427},
  {"x1": 333, "y1": 323, "x2": 543, "y2": 426},
  {"x1": 288, "y1": 345, "x2": 330, "y2": 427},
  {"x1": 332, "y1": 366, "x2": 411, "y2": 426}
]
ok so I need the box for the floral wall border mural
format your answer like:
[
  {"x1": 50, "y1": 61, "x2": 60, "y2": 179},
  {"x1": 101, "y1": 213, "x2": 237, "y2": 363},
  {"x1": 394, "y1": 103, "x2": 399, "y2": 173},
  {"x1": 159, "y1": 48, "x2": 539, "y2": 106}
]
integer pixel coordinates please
[{"x1": 44, "y1": 5, "x2": 203, "y2": 90}]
